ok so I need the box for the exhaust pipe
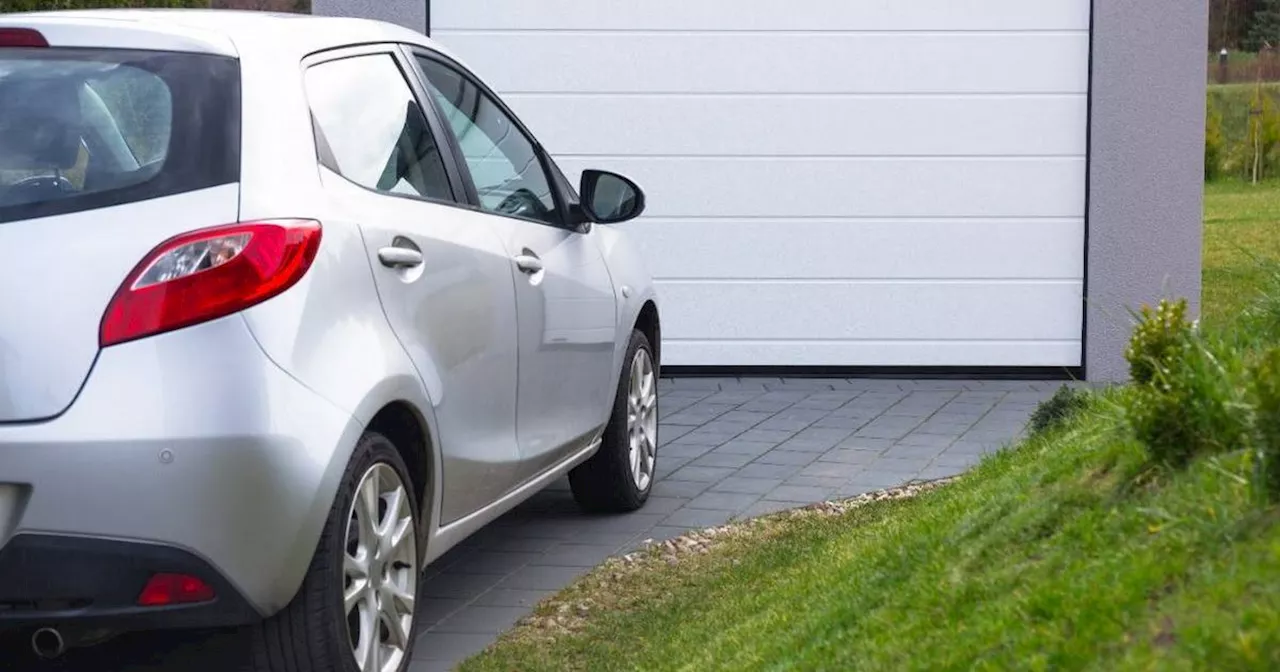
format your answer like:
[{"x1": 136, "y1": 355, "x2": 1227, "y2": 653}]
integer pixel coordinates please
[{"x1": 31, "y1": 627, "x2": 65, "y2": 659}]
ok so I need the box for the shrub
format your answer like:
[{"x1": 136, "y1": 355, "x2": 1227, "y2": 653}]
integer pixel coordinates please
[
  {"x1": 1250, "y1": 347, "x2": 1280, "y2": 497},
  {"x1": 1126, "y1": 333, "x2": 1253, "y2": 468},
  {"x1": 1207, "y1": 97, "x2": 1227, "y2": 181},
  {"x1": 1125, "y1": 298, "x2": 1193, "y2": 386},
  {"x1": 1028, "y1": 385, "x2": 1090, "y2": 436}
]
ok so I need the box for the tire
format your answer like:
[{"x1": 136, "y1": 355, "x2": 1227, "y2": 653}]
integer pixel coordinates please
[
  {"x1": 569, "y1": 329, "x2": 659, "y2": 513},
  {"x1": 248, "y1": 432, "x2": 420, "y2": 672}
]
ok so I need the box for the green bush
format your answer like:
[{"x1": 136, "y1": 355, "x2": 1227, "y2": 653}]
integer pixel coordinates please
[
  {"x1": 1250, "y1": 347, "x2": 1280, "y2": 498},
  {"x1": 1207, "y1": 84, "x2": 1280, "y2": 180},
  {"x1": 1124, "y1": 298, "x2": 1193, "y2": 386},
  {"x1": 1127, "y1": 333, "x2": 1253, "y2": 468},
  {"x1": 1028, "y1": 385, "x2": 1090, "y2": 436}
]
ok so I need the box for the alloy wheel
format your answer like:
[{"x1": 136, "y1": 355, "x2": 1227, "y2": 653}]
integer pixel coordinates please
[
  {"x1": 343, "y1": 463, "x2": 417, "y2": 672},
  {"x1": 626, "y1": 348, "x2": 658, "y2": 491}
]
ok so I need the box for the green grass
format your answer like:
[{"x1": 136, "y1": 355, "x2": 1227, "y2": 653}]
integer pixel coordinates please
[
  {"x1": 1203, "y1": 179, "x2": 1280, "y2": 327},
  {"x1": 459, "y1": 184, "x2": 1280, "y2": 671}
]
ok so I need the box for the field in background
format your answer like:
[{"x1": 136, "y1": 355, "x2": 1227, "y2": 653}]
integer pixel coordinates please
[{"x1": 1203, "y1": 179, "x2": 1280, "y2": 327}]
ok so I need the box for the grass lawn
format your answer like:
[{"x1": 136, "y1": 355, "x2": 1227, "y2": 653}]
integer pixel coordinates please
[
  {"x1": 1203, "y1": 179, "x2": 1280, "y2": 326},
  {"x1": 460, "y1": 182, "x2": 1280, "y2": 672}
]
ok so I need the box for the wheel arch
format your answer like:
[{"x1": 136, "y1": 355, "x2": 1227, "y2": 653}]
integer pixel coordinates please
[{"x1": 635, "y1": 299, "x2": 661, "y2": 367}]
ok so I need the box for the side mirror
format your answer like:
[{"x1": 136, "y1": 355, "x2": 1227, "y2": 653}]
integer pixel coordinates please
[{"x1": 579, "y1": 169, "x2": 646, "y2": 224}]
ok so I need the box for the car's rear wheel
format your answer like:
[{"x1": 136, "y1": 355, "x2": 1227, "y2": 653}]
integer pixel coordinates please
[
  {"x1": 569, "y1": 329, "x2": 658, "y2": 513},
  {"x1": 249, "y1": 432, "x2": 419, "y2": 672}
]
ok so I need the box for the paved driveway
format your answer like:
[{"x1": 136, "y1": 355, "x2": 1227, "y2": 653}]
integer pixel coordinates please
[{"x1": 7, "y1": 378, "x2": 1056, "y2": 672}]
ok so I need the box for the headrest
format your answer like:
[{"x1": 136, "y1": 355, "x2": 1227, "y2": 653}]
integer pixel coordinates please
[{"x1": 0, "y1": 75, "x2": 83, "y2": 171}]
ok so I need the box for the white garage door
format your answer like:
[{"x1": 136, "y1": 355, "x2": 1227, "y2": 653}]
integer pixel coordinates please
[{"x1": 431, "y1": 1, "x2": 1090, "y2": 369}]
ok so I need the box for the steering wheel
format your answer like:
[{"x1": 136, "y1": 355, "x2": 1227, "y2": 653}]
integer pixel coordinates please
[
  {"x1": 495, "y1": 187, "x2": 549, "y2": 219},
  {"x1": 0, "y1": 174, "x2": 76, "y2": 206}
]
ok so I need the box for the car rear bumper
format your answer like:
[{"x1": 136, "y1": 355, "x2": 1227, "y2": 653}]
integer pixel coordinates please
[
  {"x1": 0, "y1": 315, "x2": 363, "y2": 624},
  {"x1": 0, "y1": 534, "x2": 258, "y2": 630}
]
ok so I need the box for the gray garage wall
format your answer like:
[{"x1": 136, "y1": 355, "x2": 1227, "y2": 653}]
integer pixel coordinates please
[
  {"x1": 1086, "y1": 0, "x2": 1208, "y2": 382},
  {"x1": 312, "y1": 0, "x2": 425, "y2": 34},
  {"x1": 312, "y1": 0, "x2": 1209, "y2": 383}
]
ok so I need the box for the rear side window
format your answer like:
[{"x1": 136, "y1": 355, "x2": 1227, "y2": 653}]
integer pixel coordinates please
[
  {"x1": 0, "y1": 48, "x2": 239, "y2": 224},
  {"x1": 304, "y1": 53, "x2": 455, "y2": 203}
]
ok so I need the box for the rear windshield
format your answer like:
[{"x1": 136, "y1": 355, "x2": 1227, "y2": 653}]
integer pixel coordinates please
[{"x1": 0, "y1": 48, "x2": 240, "y2": 224}]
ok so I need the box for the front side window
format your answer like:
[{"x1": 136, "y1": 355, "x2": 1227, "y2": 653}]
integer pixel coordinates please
[
  {"x1": 415, "y1": 55, "x2": 560, "y2": 226},
  {"x1": 305, "y1": 53, "x2": 453, "y2": 202}
]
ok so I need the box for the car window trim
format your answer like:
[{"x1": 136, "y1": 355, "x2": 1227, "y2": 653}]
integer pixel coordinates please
[
  {"x1": 300, "y1": 43, "x2": 469, "y2": 209},
  {"x1": 404, "y1": 46, "x2": 581, "y2": 233}
]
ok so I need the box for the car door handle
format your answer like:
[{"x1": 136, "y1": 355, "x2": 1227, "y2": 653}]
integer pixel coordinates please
[
  {"x1": 513, "y1": 254, "x2": 543, "y2": 274},
  {"x1": 378, "y1": 247, "x2": 424, "y2": 268}
]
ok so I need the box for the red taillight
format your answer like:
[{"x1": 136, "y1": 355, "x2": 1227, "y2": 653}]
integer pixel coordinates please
[
  {"x1": 100, "y1": 219, "x2": 322, "y2": 347},
  {"x1": 137, "y1": 573, "x2": 216, "y2": 607},
  {"x1": 0, "y1": 28, "x2": 48, "y2": 48}
]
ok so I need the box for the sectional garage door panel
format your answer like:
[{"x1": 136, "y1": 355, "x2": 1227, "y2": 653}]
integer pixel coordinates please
[
  {"x1": 501, "y1": 95, "x2": 1088, "y2": 158},
  {"x1": 552, "y1": 157, "x2": 1086, "y2": 220},
  {"x1": 432, "y1": 1, "x2": 1091, "y2": 368},
  {"x1": 633, "y1": 220, "x2": 1086, "y2": 281},
  {"x1": 434, "y1": 0, "x2": 1090, "y2": 33},
  {"x1": 435, "y1": 33, "x2": 1089, "y2": 95}
]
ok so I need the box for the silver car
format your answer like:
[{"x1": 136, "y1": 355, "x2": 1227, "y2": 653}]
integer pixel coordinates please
[{"x1": 0, "y1": 10, "x2": 660, "y2": 672}]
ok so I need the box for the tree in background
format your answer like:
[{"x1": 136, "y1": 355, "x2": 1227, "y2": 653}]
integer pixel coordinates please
[
  {"x1": 2, "y1": 1, "x2": 208, "y2": 10},
  {"x1": 0, "y1": 0, "x2": 310, "y2": 12},
  {"x1": 1213, "y1": 0, "x2": 1262, "y2": 50},
  {"x1": 1247, "y1": 0, "x2": 1280, "y2": 51}
]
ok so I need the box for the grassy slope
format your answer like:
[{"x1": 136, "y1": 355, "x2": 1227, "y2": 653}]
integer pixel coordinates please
[
  {"x1": 461, "y1": 182, "x2": 1280, "y2": 671},
  {"x1": 1203, "y1": 180, "x2": 1280, "y2": 327}
]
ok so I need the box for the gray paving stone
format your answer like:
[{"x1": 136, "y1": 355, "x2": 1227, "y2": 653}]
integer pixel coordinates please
[
  {"x1": 882, "y1": 446, "x2": 947, "y2": 464},
  {"x1": 663, "y1": 507, "x2": 737, "y2": 528},
  {"x1": 931, "y1": 451, "x2": 984, "y2": 469},
  {"x1": 717, "y1": 410, "x2": 778, "y2": 425},
  {"x1": 689, "y1": 451, "x2": 757, "y2": 469},
  {"x1": 409, "y1": 657, "x2": 457, "y2": 672},
  {"x1": 470, "y1": 588, "x2": 554, "y2": 608},
  {"x1": 652, "y1": 479, "x2": 713, "y2": 498},
  {"x1": 420, "y1": 571, "x2": 504, "y2": 600},
  {"x1": 710, "y1": 476, "x2": 786, "y2": 495},
  {"x1": 674, "y1": 429, "x2": 742, "y2": 446},
  {"x1": 738, "y1": 428, "x2": 798, "y2": 443},
  {"x1": 895, "y1": 432, "x2": 958, "y2": 449},
  {"x1": 785, "y1": 475, "x2": 848, "y2": 489},
  {"x1": 494, "y1": 565, "x2": 590, "y2": 591},
  {"x1": 835, "y1": 436, "x2": 896, "y2": 452},
  {"x1": 638, "y1": 496, "x2": 690, "y2": 514},
  {"x1": 658, "y1": 424, "x2": 695, "y2": 444},
  {"x1": 920, "y1": 464, "x2": 966, "y2": 481},
  {"x1": 443, "y1": 551, "x2": 540, "y2": 576},
  {"x1": 742, "y1": 499, "x2": 803, "y2": 518},
  {"x1": 767, "y1": 484, "x2": 834, "y2": 504},
  {"x1": 774, "y1": 438, "x2": 836, "y2": 453},
  {"x1": 412, "y1": 633, "x2": 494, "y2": 662},
  {"x1": 819, "y1": 448, "x2": 880, "y2": 465},
  {"x1": 531, "y1": 543, "x2": 620, "y2": 568},
  {"x1": 868, "y1": 456, "x2": 930, "y2": 475},
  {"x1": 417, "y1": 597, "x2": 467, "y2": 628},
  {"x1": 735, "y1": 462, "x2": 806, "y2": 479},
  {"x1": 634, "y1": 525, "x2": 696, "y2": 544},
  {"x1": 799, "y1": 461, "x2": 866, "y2": 479},
  {"x1": 754, "y1": 449, "x2": 822, "y2": 466},
  {"x1": 686, "y1": 491, "x2": 761, "y2": 512},
  {"x1": 713, "y1": 440, "x2": 779, "y2": 457},
  {"x1": 738, "y1": 398, "x2": 797, "y2": 413},
  {"x1": 661, "y1": 443, "x2": 716, "y2": 460},
  {"x1": 668, "y1": 465, "x2": 738, "y2": 483},
  {"x1": 430, "y1": 605, "x2": 530, "y2": 634},
  {"x1": 811, "y1": 414, "x2": 874, "y2": 430}
]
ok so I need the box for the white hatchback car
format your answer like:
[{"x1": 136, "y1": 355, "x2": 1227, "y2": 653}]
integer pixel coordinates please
[{"x1": 0, "y1": 10, "x2": 660, "y2": 672}]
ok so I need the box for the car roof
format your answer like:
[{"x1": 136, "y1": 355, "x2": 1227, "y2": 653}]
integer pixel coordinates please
[{"x1": 2, "y1": 9, "x2": 445, "y2": 61}]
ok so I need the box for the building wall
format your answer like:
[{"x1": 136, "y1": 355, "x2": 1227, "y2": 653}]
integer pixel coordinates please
[
  {"x1": 1085, "y1": 0, "x2": 1208, "y2": 381},
  {"x1": 312, "y1": 0, "x2": 424, "y2": 33}
]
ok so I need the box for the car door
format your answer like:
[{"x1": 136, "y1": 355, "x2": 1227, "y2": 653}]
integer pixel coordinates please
[
  {"x1": 303, "y1": 47, "x2": 522, "y2": 524},
  {"x1": 408, "y1": 50, "x2": 620, "y2": 484}
]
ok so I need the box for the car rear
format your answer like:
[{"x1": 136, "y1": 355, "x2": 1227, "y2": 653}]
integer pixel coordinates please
[{"x1": 0, "y1": 18, "x2": 360, "y2": 638}]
